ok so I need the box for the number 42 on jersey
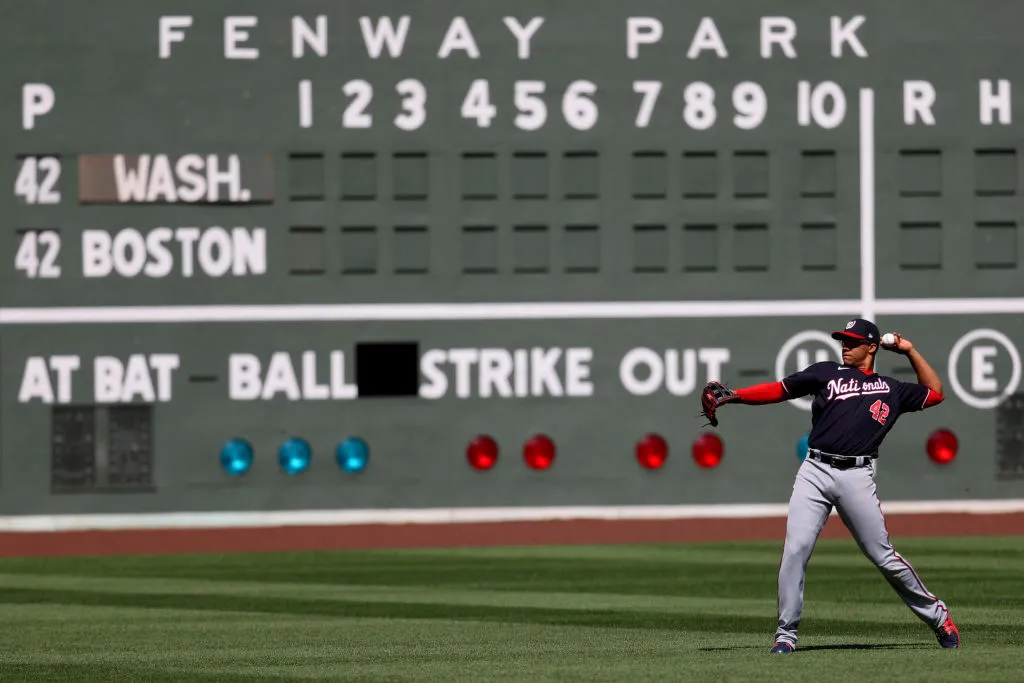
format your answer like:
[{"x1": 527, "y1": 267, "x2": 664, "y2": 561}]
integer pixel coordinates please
[{"x1": 869, "y1": 400, "x2": 890, "y2": 425}]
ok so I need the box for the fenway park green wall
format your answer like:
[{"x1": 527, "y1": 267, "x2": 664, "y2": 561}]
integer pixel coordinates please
[{"x1": 2, "y1": 0, "x2": 1024, "y2": 516}]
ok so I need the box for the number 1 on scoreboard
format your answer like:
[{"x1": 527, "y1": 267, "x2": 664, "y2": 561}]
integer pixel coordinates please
[{"x1": 14, "y1": 155, "x2": 61, "y2": 204}]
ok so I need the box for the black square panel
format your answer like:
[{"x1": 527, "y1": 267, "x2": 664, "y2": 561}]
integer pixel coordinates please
[{"x1": 356, "y1": 342, "x2": 420, "y2": 397}]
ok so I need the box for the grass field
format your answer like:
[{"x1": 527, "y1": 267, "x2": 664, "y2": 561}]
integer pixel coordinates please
[{"x1": 0, "y1": 535, "x2": 1021, "y2": 681}]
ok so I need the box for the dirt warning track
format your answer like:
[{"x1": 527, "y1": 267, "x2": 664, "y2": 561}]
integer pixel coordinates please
[{"x1": 1, "y1": 511, "x2": 1022, "y2": 557}]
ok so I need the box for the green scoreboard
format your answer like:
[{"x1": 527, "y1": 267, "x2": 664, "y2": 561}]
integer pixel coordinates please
[{"x1": 2, "y1": 1, "x2": 1024, "y2": 517}]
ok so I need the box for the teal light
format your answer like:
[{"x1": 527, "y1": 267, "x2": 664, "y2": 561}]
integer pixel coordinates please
[
  {"x1": 336, "y1": 437, "x2": 370, "y2": 473},
  {"x1": 796, "y1": 432, "x2": 810, "y2": 462},
  {"x1": 220, "y1": 438, "x2": 254, "y2": 475},
  {"x1": 278, "y1": 437, "x2": 312, "y2": 474}
]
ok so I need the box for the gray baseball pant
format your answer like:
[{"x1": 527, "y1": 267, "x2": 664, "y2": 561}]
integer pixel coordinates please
[{"x1": 775, "y1": 457, "x2": 950, "y2": 646}]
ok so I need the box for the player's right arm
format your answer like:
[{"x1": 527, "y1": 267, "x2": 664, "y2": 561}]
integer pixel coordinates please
[
  {"x1": 905, "y1": 347, "x2": 943, "y2": 396},
  {"x1": 886, "y1": 334, "x2": 945, "y2": 410}
]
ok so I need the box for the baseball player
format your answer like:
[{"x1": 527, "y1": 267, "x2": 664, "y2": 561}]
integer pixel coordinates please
[{"x1": 700, "y1": 318, "x2": 960, "y2": 653}]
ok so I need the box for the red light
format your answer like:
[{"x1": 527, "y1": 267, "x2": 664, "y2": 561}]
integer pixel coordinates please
[
  {"x1": 636, "y1": 433, "x2": 668, "y2": 469},
  {"x1": 467, "y1": 436, "x2": 498, "y2": 470},
  {"x1": 523, "y1": 434, "x2": 556, "y2": 470},
  {"x1": 692, "y1": 433, "x2": 724, "y2": 469},
  {"x1": 926, "y1": 429, "x2": 958, "y2": 464}
]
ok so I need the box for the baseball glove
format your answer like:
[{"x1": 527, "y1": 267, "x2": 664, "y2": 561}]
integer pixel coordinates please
[{"x1": 700, "y1": 381, "x2": 740, "y2": 427}]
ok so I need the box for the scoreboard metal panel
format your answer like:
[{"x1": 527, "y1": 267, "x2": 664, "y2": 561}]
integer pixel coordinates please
[{"x1": 2, "y1": 1, "x2": 1024, "y2": 516}]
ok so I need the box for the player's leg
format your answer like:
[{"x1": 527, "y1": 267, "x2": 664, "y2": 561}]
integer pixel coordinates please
[
  {"x1": 775, "y1": 459, "x2": 834, "y2": 649},
  {"x1": 833, "y1": 463, "x2": 956, "y2": 642}
]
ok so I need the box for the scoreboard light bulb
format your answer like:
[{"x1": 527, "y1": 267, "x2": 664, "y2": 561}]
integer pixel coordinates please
[
  {"x1": 692, "y1": 433, "x2": 724, "y2": 469},
  {"x1": 278, "y1": 437, "x2": 312, "y2": 475},
  {"x1": 926, "y1": 429, "x2": 959, "y2": 465},
  {"x1": 336, "y1": 438, "x2": 370, "y2": 474},
  {"x1": 467, "y1": 436, "x2": 499, "y2": 471},
  {"x1": 220, "y1": 438, "x2": 254, "y2": 476},
  {"x1": 523, "y1": 434, "x2": 556, "y2": 471},
  {"x1": 636, "y1": 433, "x2": 668, "y2": 469},
  {"x1": 796, "y1": 432, "x2": 810, "y2": 462}
]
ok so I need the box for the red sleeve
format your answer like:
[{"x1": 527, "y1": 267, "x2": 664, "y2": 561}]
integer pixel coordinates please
[
  {"x1": 922, "y1": 389, "x2": 945, "y2": 409},
  {"x1": 735, "y1": 382, "x2": 788, "y2": 405}
]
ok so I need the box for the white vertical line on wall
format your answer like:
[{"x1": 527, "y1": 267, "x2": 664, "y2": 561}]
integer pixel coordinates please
[{"x1": 859, "y1": 88, "x2": 877, "y2": 322}]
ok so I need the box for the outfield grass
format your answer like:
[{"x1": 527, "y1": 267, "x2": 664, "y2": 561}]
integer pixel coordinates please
[{"x1": 0, "y1": 536, "x2": 1021, "y2": 681}]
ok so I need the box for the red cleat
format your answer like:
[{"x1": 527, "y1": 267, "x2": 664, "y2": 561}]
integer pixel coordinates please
[{"x1": 935, "y1": 616, "x2": 960, "y2": 648}]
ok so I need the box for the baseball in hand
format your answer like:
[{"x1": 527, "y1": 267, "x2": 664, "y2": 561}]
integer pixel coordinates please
[{"x1": 881, "y1": 333, "x2": 897, "y2": 347}]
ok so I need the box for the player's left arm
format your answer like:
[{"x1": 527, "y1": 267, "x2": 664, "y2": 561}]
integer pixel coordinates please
[
  {"x1": 728, "y1": 363, "x2": 827, "y2": 405},
  {"x1": 886, "y1": 333, "x2": 944, "y2": 409},
  {"x1": 734, "y1": 382, "x2": 789, "y2": 404},
  {"x1": 699, "y1": 364, "x2": 823, "y2": 425}
]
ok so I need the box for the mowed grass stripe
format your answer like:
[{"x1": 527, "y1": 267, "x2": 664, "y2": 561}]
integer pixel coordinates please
[
  {"x1": 0, "y1": 538, "x2": 1022, "y2": 682},
  {"x1": 6, "y1": 537, "x2": 1024, "y2": 576},
  {"x1": 0, "y1": 572, "x2": 780, "y2": 615},
  {"x1": 0, "y1": 617, "x2": 881, "y2": 683},
  {"x1": 0, "y1": 586, "x2": 1020, "y2": 644},
  {"x1": 0, "y1": 573, "x2": 1020, "y2": 627},
  {"x1": 0, "y1": 608, "x2": 1019, "y2": 683},
  {"x1": 0, "y1": 539, "x2": 1022, "y2": 609}
]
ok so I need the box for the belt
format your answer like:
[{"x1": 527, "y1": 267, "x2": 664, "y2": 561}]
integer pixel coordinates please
[{"x1": 808, "y1": 449, "x2": 875, "y2": 470}]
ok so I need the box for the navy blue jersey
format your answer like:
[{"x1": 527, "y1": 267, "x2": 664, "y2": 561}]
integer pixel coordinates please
[{"x1": 781, "y1": 361, "x2": 932, "y2": 458}]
